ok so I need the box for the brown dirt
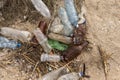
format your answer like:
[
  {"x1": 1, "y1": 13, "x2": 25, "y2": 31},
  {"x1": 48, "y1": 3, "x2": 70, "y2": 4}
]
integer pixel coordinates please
[{"x1": 0, "y1": 0, "x2": 120, "y2": 80}]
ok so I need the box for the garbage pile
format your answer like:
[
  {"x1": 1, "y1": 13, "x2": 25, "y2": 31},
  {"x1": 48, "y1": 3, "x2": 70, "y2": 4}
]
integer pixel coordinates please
[{"x1": 0, "y1": 0, "x2": 90, "y2": 80}]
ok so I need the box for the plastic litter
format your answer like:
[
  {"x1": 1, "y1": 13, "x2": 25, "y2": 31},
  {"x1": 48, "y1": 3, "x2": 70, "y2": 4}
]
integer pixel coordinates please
[
  {"x1": 0, "y1": 36, "x2": 21, "y2": 49},
  {"x1": 41, "y1": 66, "x2": 67, "y2": 80},
  {"x1": 48, "y1": 39, "x2": 68, "y2": 51},
  {"x1": 31, "y1": 0, "x2": 51, "y2": 18},
  {"x1": 51, "y1": 17, "x2": 61, "y2": 27},
  {"x1": 64, "y1": 0, "x2": 79, "y2": 27},
  {"x1": 41, "y1": 53, "x2": 61, "y2": 62},
  {"x1": 49, "y1": 24, "x2": 64, "y2": 35},
  {"x1": 58, "y1": 7, "x2": 74, "y2": 36},
  {"x1": 61, "y1": 41, "x2": 88, "y2": 61},
  {"x1": 48, "y1": 32, "x2": 72, "y2": 44},
  {"x1": 33, "y1": 28, "x2": 52, "y2": 53},
  {"x1": 0, "y1": 27, "x2": 32, "y2": 42},
  {"x1": 38, "y1": 21, "x2": 48, "y2": 35},
  {"x1": 57, "y1": 72, "x2": 83, "y2": 80},
  {"x1": 78, "y1": 4, "x2": 86, "y2": 24},
  {"x1": 72, "y1": 24, "x2": 86, "y2": 45},
  {"x1": 58, "y1": 64, "x2": 90, "y2": 80}
]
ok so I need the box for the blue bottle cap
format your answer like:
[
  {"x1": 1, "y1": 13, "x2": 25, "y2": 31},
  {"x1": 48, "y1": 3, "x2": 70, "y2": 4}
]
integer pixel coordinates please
[
  {"x1": 79, "y1": 72, "x2": 84, "y2": 77},
  {"x1": 17, "y1": 43, "x2": 21, "y2": 48}
]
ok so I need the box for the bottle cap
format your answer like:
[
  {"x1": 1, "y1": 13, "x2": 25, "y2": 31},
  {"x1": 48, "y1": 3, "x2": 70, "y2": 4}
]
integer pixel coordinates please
[
  {"x1": 17, "y1": 43, "x2": 21, "y2": 48},
  {"x1": 78, "y1": 72, "x2": 84, "y2": 77}
]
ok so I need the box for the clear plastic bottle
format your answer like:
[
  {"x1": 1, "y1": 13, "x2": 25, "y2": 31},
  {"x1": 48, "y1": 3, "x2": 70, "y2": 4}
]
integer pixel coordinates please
[
  {"x1": 41, "y1": 66, "x2": 67, "y2": 80},
  {"x1": 0, "y1": 36, "x2": 21, "y2": 49},
  {"x1": 50, "y1": 24, "x2": 64, "y2": 35},
  {"x1": 57, "y1": 72, "x2": 83, "y2": 80},
  {"x1": 58, "y1": 7, "x2": 74, "y2": 36},
  {"x1": 31, "y1": 0, "x2": 51, "y2": 18},
  {"x1": 64, "y1": 0, "x2": 79, "y2": 27},
  {"x1": 0, "y1": 27, "x2": 32, "y2": 42},
  {"x1": 48, "y1": 32, "x2": 72, "y2": 44},
  {"x1": 33, "y1": 28, "x2": 52, "y2": 53},
  {"x1": 41, "y1": 53, "x2": 62, "y2": 62}
]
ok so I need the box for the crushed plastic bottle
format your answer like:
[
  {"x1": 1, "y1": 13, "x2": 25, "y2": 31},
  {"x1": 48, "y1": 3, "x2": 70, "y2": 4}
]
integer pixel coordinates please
[
  {"x1": 49, "y1": 24, "x2": 64, "y2": 35},
  {"x1": 31, "y1": 0, "x2": 51, "y2": 18},
  {"x1": 0, "y1": 27, "x2": 32, "y2": 42},
  {"x1": 33, "y1": 28, "x2": 52, "y2": 53},
  {"x1": 51, "y1": 17, "x2": 61, "y2": 27},
  {"x1": 49, "y1": 17, "x2": 64, "y2": 35},
  {"x1": 64, "y1": 0, "x2": 79, "y2": 27},
  {"x1": 41, "y1": 66, "x2": 67, "y2": 80},
  {"x1": 48, "y1": 32, "x2": 72, "y2": 44},
  {"x1": 61, "y1": 41, "x2": 89, "y2": 62},
  {"x1": 57, "y1": 72, "x2": 83, "y2": 80},
  {"x1": 41, "y1": 53, "x2": 62, "y2": 62},
  {"x1": 48, "y1": 39, "x2": 68, "y2": 51},
  {"x1": 58, "y1": 7, "x2": 74, "y2": 36},
  {"x1": 0, "y1": 36, "x2": 21, "y2": 49}
]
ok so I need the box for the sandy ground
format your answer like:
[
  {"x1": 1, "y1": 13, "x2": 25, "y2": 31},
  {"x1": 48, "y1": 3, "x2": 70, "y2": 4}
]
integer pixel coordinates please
[
  {"x1": 83, "y1": 0, "x2": 120, "y2": 80},
  {"x1": 0, "y1": 0, "x2": 120, "y2": 80}
]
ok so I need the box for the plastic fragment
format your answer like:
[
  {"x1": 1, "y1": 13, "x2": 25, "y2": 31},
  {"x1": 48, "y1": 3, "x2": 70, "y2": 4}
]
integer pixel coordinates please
[
  {"x1": 0, "y1": 36, "x2": 21, "y2": 49},
  {"x1": 64, "y1": 0, "x2": 79, "y2": 27},
  {"x1": 48, "y1": 39, "x2": 68, "y2": 51},
  {"x1": 31, "y1": 0, "x2": 51, "y2": 18},
  {"x1": 78, "y1": 5, "x2": 86, "y2": 24}
]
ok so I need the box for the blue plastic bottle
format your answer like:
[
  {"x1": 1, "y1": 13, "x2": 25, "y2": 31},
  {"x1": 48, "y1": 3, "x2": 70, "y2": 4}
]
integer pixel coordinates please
[
  {"x1": 0, "y1": 36, "x2": 21, "y2": 49},
  {"x1": 58, "y1": 7, "x2": 74, "y2": 36},
  {"x1": 64, "y1": 0, "x2": 79, "y2": 27}
]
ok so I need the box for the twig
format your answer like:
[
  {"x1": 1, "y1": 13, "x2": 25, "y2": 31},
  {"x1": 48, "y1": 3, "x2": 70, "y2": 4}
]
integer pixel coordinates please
[
  {"x1": 31, "y1": 61, "x2": 39, "y2": 76},
  {"x1": 97, "y1": 45, "x2": 108, "y2": 80}
]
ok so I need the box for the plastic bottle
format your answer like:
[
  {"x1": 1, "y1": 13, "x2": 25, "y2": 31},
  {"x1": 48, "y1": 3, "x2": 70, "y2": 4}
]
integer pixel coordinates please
[
  {"x1": 0, "y1": 36, "x2": 21, "y2": 49},
  {"x1": 72, "y1": 24, "x2": 86, "y2": 45},
  {"x1": 57, "y1": 72, "x2": 83, "y2": 80},
  {"x1": 38, "y1": 21, "x2": 48, "y2": 35},
  {"x1": 33, "y1": 28, "x2": 52, "y2": 53},
  {"x1": 61, "y1": 41, "x2": 88, "y2": 62},
  {"x1": 31, "y1": 0, "x2": 51, "y2": 18},
  {"x1": 49, "y1": 17, "x2": 64, "y2": 35},
  {"x1": 31, "y1": 21, "x2": 47, "y2": 43},
  {"x1": 48, "y1": 39, "x2": 68, "y2": 51},
  {"x1": 58, "y1": 7, "x2": 74, "y2": 36},
  {"x1": 64, "y1": 0, "x2": 79, "y2": 27},
  {"x1": 41, "y1": 53, "x2": 62, "y2": 62},
  {"x1": 0, "y1": 27, "x2": 32, "y2": 42},
  {"x1": 41, "y1": 66, "x2": 67, "y2": 80},
  {"x1": 48, "y1": 32, "x2": 72, "y2": 44}
]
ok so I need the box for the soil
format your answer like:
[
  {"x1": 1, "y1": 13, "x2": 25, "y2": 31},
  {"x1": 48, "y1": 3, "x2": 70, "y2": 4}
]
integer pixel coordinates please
[{"x1": 0, "y1": 0, "x2": 120, "y2": 80}]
